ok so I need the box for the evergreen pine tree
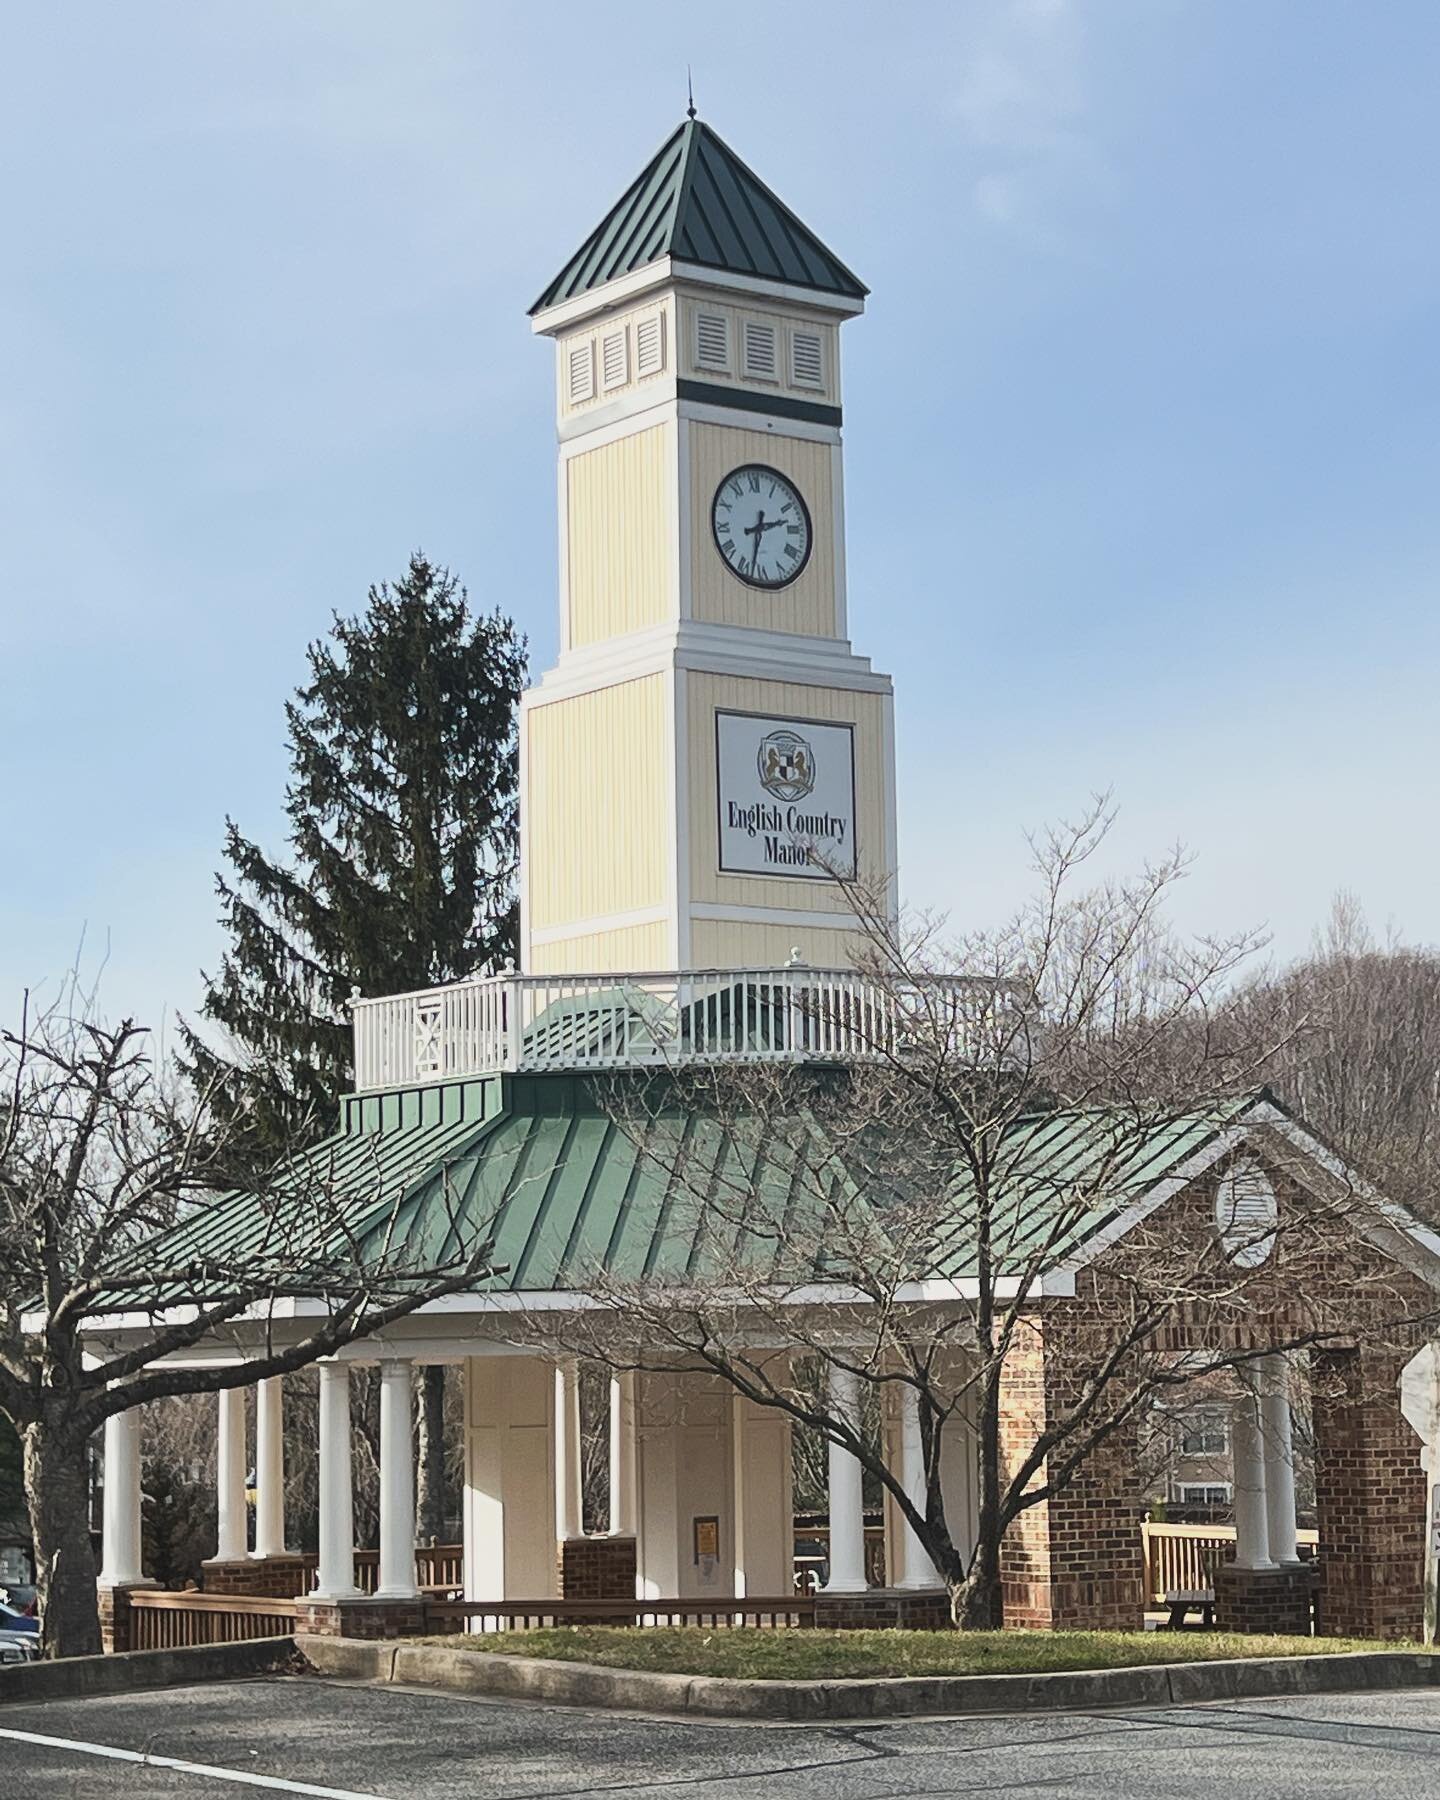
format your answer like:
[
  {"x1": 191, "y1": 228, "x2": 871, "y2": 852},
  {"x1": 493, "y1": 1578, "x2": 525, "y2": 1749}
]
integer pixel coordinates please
[{"x1": 180, "y1": 552, "x2": 526, "y2": 1151}]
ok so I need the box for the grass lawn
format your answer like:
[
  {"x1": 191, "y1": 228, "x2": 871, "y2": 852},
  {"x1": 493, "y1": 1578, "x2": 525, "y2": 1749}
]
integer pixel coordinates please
[{"x1": 421, "y1": 1626, "x2": 1430, "y2": 1681}]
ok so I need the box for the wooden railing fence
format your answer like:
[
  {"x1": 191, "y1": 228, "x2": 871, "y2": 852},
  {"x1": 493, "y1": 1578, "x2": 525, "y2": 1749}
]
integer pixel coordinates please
[
  {"x1": 427, "y1": 1596, "x2": 815, "y2": 1632},
  {"x1": 129, "y1": 1591, "x2": 299, "y2": 1650},
  {"x1": 1141, "y1": 1522, "x2": 1319, "y2": 1602}
]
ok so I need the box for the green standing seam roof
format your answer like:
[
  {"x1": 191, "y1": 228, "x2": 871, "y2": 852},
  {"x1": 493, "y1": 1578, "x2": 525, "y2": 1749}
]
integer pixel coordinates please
[
  {"x1": 530, "y1": 117, "x2": 868, "y2": 315},
  {"x1": 97, "y1": 1075, "x2": 1273, "y2": 1312}
]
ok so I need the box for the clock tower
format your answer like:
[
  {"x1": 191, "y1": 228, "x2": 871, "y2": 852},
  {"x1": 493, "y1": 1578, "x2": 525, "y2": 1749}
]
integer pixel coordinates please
[{"x1": 521, "y1": 116, "x2": 897, "y2": 974}]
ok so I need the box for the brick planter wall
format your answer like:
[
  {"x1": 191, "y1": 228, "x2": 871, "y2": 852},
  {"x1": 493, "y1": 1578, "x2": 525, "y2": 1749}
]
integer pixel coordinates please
[
  {"x1": 294, "y1": 1597, "x2": 429, "y2": 1640},
  {"x1": 1214, "y1": 1562, "x2": 1315, "y2": 1636},
  {"x1": 813, "y1": 1587, "x2": 951, "y2": 1632},
  {"x1": 560, "y1": 1535, "x2": 637, "y2": 1600}
]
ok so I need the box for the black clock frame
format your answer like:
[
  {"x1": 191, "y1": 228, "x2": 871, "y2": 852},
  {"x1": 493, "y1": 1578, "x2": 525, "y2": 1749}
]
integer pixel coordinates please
[{"x1": 710, "y1": 463, "x2": 814, "y2": 591}]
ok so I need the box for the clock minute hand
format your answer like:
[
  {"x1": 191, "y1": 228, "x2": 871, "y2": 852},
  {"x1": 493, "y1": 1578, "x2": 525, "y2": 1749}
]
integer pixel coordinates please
[{"x1": 747, "y1": 509, "x2": 767, "y2": 575}]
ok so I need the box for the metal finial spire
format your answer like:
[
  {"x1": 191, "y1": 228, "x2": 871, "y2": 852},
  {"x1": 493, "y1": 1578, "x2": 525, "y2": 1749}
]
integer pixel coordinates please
[{"x1": 686, "y1": 66, "x2": 696, "y2": 120}]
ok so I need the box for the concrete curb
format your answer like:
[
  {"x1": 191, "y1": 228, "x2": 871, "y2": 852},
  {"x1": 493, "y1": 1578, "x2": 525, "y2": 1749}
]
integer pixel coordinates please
[
  {"x1": 0, "y1": 1636, "x2": 296, "y2": 1706},
  {"x1": 301, "y1": 1636, "x2": 1440, "y2": 1720}
]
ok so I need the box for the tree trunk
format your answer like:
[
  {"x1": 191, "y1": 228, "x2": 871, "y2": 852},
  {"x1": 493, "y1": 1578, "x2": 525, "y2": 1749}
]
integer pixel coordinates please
[
  {"x1": 24, "y1": 1416, "x2": 102, "y2": 1659},
  {"x1": 950, "y1": 1540, "x2": 1004, "y2": 1630},
  {"x1": 414, "y1": 1365, "x2": 446, "y2": 1543}
]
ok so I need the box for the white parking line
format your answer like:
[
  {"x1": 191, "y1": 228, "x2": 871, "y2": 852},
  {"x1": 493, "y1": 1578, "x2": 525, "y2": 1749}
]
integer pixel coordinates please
[{"x1": 0, "y1": 1725, "x2": 392, "y2": 1797}]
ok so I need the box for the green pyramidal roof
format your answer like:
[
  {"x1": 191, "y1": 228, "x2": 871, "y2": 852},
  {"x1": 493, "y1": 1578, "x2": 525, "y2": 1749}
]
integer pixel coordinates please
[{"x1": 531, "y1": 117, "x2": 868, "y2": 315}]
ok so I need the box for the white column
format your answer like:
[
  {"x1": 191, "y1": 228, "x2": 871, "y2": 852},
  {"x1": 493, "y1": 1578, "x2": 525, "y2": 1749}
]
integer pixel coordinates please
[
  {"x1": 215, "y1": 1386, "x2": 248, "y2": 1562},
  {"x1": 554, "y1": 1360, "x2": 583, "y2": 1543},
  {"x1": 98, "y1": 1407, "x2": 145, "y2": 1587},
  {"x1": 315, "y1": 1362, "x2": 361, "y2": 1599},
  {"x1": 252, "y1": 1376, "x2": 286, "y2": 1559},
  {"x1": 609, "y1": 1371, "x2": 637, "y2": 1537},
  {"x1": 1259, "y1": 1353, "x2": 1300, "y2": 1565},
  {"x1": 1231, "y1": 1368, "x2": 1275, "y2": 1570},
  {"x1": 897, "y1": 1383, "x2": 939, "y2": 1589},
  {"x1": 821, "y1": 1364, "x2": 867, "y2": 1594},
  {"x1": 376, "y1": 1358, "x2": 419, "y2": 1599}
]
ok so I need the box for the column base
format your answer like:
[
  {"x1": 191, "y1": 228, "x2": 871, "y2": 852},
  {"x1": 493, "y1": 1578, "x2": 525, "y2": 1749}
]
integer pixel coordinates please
[
  {"x1": 295, "y1": 1596, "x2": 428, "y2": 1640},
  {"x1": 814, "y1": 1586, "x2": 951, "y2": 1631},
  {"x1": 561, "y1": 1535, "x2": 637, "y2": 1600},
  {"x1": 1214, "y1": 1561, "x2": 1316, "y2": 1636},
  {"x1": 98, "y1": 1580, "x2": 158, "y2": 1654},
  {"x1": 203, "y1": 1555, "x2": 311, "y2": 1598}
]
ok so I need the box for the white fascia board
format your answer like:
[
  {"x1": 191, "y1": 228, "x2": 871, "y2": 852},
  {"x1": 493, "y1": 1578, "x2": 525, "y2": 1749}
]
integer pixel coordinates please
[
  {"x1": 690, "y1": 902, "x2": 861, "y2": 930},
  {"x1": 558, "y1": 390, "x2": 678, "y2": 448},
  {"x1": 524, "y1": 622, "x2": 893, "y2": 709},
  {"x1": 529, "y1": 905, "x2": 669, "y2": 947},
  {"x1": 669, "y1": 263, "x2": 865, "y2": 319},
  {"x1": 531, "y1": 261, "x2": 865, "y2": 339},
  {"x1": 531, "y1": 261, "x2": 678, "y2": 336}
]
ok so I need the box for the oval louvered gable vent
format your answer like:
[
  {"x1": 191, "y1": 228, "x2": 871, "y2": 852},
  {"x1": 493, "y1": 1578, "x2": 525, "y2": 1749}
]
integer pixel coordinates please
[
  {"x1": 743, "y1": 319, "x2": 777, "y2": 379},
  {"x1": 696, "y1": 312, "x2": 729, "y2": 371},
  {"x1": 1214, "y1": 1157, "x2": 1278, "y2": 1267},
  {"x1": 567, "y1": 341, "x2": 595, "y2": 405},
  {"x1": 791, "y1": 330, "x2": 824, "y2": 389}
]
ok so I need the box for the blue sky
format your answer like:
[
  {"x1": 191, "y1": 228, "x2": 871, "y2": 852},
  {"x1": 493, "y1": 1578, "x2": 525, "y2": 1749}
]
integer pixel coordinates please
[{"x1": 4, "y1": 1, "x2": 1439, "y2": 1030}]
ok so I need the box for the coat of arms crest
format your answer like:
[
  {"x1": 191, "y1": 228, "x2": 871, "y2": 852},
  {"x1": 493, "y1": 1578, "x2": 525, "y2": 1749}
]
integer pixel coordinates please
[{"x1": 756, "y1": 729, "x2": 816, "y2": 803}]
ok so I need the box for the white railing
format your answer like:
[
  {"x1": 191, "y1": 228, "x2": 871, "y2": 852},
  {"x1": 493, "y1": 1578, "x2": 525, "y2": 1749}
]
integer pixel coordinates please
[{"x1": 351, "y1": 966, "x2": 993, "y2": 1092}]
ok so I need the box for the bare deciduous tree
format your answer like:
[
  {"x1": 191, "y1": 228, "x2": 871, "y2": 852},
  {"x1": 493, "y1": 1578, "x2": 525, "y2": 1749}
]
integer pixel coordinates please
[
  {"x1": 0, "y1": 976, "x2": 496, "y2": 1658},
  {"x1": 553, "y1": 806, "x2": 1438, "y2": 1627}
]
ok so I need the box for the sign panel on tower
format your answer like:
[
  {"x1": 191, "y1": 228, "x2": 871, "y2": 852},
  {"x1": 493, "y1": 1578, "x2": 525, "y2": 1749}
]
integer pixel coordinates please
[{"x1": 715, "y1": 710, "x2": 857, "y2": 880}]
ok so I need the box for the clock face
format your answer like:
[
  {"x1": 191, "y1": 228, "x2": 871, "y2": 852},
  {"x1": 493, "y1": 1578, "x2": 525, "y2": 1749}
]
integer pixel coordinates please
[{"x1": 711, "y1": 465, "x2": 812, "y2": 590}]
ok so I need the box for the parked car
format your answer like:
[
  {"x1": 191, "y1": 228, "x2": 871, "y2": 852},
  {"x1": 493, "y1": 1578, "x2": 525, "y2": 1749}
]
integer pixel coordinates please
[
  {"x1": 1, "y1": 1585, "x2": 36, "y2": 1614},
  {"x1": 0, "y1": 1600, "x2": 37, "y2": 1635},
  {"x1": 0, "y1": 1630, "x2": 39, "y2": 1665}
]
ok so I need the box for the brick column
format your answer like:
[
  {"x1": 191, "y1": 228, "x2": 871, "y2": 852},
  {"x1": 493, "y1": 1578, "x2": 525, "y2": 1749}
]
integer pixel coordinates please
[
  {"x1": 998, "y1": 1319, "x2": 1146, "y2": 1631},
  {"x1": 1314, "y1": 1345, "x2": 1427, "y2": 1639}
]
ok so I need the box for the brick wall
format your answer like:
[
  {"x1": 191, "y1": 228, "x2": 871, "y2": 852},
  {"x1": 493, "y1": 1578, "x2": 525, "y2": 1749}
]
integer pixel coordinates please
[
  {"x1": 294, "y1": 1597, "x2": 429, "y2": 1640},
  {"x1": 560, "y1": 1535, "x2": 637, "y2": 1600},
  {"x1": 813, "y1": 1587, "x2": 951, "y2": 1632}
]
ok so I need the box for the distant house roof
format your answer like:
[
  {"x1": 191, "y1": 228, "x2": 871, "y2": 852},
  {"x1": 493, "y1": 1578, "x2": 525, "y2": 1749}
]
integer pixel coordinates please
[
  {"x1": 531, "y1": 117, "x2": 868, "y2": 316},
  {"x1": 96, "y1": 1074, "x2": 1303, "y2": 1309}
]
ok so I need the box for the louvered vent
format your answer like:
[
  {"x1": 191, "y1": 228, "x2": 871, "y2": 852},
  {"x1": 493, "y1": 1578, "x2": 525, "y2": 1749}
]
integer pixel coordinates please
[
  {"x1": 1214, "y1": 1157, "x2": 1278, "y2": 1267},
  {"x1": 567, "y1": 341, "x2": 595, "y2": 405},
  {"x1": 601, "y1": 328, "x2": 628, "y2": 391},
  {"x1": 743, "y1": 320, "x2": 778, "y2": 379},
  {"x1": 696, "y1": 311, "x2": 729, "y2": 370},
  {"x1": 791, "y1": 330, "x2": 824, "y2": 389},
  {"x1": 635, "y1": 313, "x2": 665, "y2": 376}
]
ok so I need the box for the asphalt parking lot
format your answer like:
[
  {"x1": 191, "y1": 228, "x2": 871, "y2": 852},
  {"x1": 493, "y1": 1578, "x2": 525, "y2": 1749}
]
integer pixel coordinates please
[{"x1": 4, "y1": 1674, "x2": 1440, "y2": 1798}]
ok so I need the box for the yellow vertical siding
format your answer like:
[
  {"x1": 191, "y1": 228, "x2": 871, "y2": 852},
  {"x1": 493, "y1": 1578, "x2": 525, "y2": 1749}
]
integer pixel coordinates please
[
  {"x1": 688, "y1": 423, "x2": 838, "y2": 637},
  {"x1": 528, "y1": 920, "x2": 671, "y2": 975},
  {"x1": 687, "y1": 671, "x2": 890, "y2": 913},
  {"x1": 566, "y1": 423, "x2": 674, "y2": 647},
  {"x1": 525, "y1": 675, "x2": 670, "y2": 931},
  {"x1": 690, "y1": 920, "x2": 864, "y2": 970}
]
